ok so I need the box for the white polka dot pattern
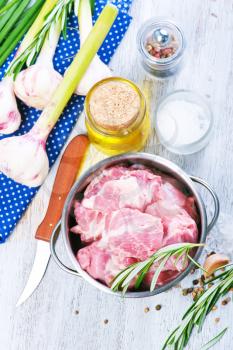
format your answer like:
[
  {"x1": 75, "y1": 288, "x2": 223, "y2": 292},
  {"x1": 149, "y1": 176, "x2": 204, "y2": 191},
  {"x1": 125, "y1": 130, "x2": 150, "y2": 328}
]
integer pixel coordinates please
[{"x1": 0, "y1": 1, "x2": 132, "y2": 243}]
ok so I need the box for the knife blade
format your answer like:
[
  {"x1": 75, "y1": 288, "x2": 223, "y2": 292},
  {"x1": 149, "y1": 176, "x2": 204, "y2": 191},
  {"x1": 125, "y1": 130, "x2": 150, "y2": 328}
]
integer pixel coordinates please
[{"x1": 16, "y1": 135, "x2": 89, "y2": 307}]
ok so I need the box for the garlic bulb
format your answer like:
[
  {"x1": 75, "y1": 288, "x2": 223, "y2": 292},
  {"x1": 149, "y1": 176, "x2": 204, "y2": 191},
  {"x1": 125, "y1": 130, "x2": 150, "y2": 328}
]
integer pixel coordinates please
[
  {"x1": 14, "y1": 65, "x2": 62, "y2": 110},
  {"x1": 0, "y1": 77, "x2": 21, "y2": 134},
  {"x1": 0, "y1": 132, "x2": 49, "y2": 187},
  {"x1": 14, "y1": 22, "x2": 62, "y2": 110}
]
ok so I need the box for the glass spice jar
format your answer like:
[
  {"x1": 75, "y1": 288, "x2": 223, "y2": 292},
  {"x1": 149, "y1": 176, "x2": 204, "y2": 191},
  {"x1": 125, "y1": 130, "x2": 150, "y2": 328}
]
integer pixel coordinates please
[
  {"x1": 85, "y1": 77, "x2": 150, "y2": 155},
  {"x1": 137, "y1": 18, "x2": 186, "y2": 79}
]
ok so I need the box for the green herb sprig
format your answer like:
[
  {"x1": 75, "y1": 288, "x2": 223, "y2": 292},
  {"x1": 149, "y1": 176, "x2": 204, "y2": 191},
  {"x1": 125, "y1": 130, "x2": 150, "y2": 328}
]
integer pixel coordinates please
[
  {"x1": 6, "y1": 0, "x2": 77, "y2": 77},
  {"x1": 200, "y1": 327, "x2": 228, "y2": 350},
  {"x1": 0, "y1": 0, "x2": 44, "y2": 67},
  {"x1": 162, "y1": 265, "x2": 233, "y2": 350},
  {"x1": 111, "y1": 242, "x2": 204, "y2": 294}
]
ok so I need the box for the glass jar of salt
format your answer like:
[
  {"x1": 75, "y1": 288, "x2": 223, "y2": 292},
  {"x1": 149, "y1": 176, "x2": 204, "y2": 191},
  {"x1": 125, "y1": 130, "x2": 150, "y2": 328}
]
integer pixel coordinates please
[
  {"x1": 137, "y1": 18, "x2": 186, "y2": 79},
  {"x1": 155, "y1": 90, "x2": 213, "y2": 154}
]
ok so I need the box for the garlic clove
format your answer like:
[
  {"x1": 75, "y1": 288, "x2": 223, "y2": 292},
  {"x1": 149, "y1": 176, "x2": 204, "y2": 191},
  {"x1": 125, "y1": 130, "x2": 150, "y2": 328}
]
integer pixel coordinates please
[
  {"x1": 0, "y1": 133, "x2": 49, "y2": 187},
  {"x1": 204, "y1": 253, "x2": 230, "y2": 278},
  {"x1": 75, "y1": 55, "x2": 112, "y2": 96},
  {"x1": 14, "y1": 65, "x2": 62, "y2": 110},
  {"x1": 0, "y1": 76, "x2": 21, "y2": 134}
]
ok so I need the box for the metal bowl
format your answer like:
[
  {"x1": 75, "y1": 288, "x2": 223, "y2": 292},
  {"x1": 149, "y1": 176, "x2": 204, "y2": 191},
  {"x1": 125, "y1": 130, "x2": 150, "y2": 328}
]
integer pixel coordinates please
[{"x1": 50, "y1": 153, "x2": 219, "y2": 298}]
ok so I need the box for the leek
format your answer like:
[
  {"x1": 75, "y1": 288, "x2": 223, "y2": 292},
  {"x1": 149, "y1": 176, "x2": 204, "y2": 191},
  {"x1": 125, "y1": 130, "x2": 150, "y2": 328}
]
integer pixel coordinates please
[
  {"x1": 34, "y1": 3, "x2": 118, "y2": 136},
  {"x1": 75, "y1": 0, "x2": 112, "y2": 96}
]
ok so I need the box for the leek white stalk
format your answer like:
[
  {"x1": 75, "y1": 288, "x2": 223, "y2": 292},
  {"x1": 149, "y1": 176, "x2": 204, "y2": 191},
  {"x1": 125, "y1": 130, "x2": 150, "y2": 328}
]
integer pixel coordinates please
[
  {"x1": 14, "y1": 21, "x2": 63, "y2": 110},
  {"x1": 0, "y1": 4, "x2": 118, "y2": 187},
  {"x1": 0, "y1": 0, "x2": 58, "y2": 135},
  {"x1": 75, "y1": 0, "x2": 112, "y2": 96}
]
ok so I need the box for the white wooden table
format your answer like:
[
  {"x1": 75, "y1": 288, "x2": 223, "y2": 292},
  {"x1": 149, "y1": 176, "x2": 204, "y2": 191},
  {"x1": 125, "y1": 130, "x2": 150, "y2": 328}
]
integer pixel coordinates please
[{"x1": 1, "y1": 0, "x2": 233, "y2": 349}]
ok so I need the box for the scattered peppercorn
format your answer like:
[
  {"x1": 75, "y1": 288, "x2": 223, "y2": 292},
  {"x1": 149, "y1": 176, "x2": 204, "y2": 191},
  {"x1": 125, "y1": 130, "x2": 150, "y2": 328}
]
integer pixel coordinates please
[
  {"x1": 75, "y1": 310, "x2": 79, "y2": 315},
  {"x1": 212, "y1": 306, "x2": 218, "y2": 311},
  {"x1": 104, "y1": 319, "x2": 109, "y2": 324},
  {"x1": 192, "y1": 279, "x2": 199, "y2": 286},
  {"x1": 201, "y1": 275, "x2": 205, "y2": 283},
  {"x1": 182, "y1": 287, "x2": 194, "y2": 296},
  {"x1": 215, "y1": 317, "x2": 220, "y2": 323},
  {"x1": 222, "y1": 297, "x2": 231, "y2": 306},
  {"x1": 144, "y1": 307, "x2": 150, "y2": 313},
  {"x1": 155, "y1": 304, "x2": 162, "y2": 311}
]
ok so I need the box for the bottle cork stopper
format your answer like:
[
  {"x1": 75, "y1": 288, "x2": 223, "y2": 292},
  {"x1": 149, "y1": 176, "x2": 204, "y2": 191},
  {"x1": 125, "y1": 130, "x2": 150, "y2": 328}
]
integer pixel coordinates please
[{"x1": 89, "y1": 80, "x2": 141, "y2": 131}]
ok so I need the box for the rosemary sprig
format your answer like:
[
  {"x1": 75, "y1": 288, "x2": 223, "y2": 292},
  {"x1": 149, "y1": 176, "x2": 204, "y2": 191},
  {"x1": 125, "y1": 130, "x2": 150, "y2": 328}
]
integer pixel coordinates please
[
  {"x1": 111, "y1": 242, "x2": 204, "y2": 293},
  {"x1": 6, "y1": 0, "x2": 77, "y2": 77},
  {"x1": 200, "y1": 327, "x2": 228, "y2": 350},
  {"x1": 162, "y1": 266, "x2": 233, "y2": 350}
]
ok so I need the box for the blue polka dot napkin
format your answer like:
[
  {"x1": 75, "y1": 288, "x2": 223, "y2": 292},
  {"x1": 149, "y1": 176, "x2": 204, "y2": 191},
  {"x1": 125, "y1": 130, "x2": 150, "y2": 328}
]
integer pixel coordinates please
[{"x1": 0, "y1": 0, "x2": 133, "y2": 243}]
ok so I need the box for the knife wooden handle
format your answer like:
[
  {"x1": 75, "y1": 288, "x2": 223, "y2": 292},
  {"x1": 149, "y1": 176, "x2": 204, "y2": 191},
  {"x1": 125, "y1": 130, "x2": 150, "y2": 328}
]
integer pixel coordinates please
[{"x1": 35, "y1": 135, "x2": 89, "y2": 242}]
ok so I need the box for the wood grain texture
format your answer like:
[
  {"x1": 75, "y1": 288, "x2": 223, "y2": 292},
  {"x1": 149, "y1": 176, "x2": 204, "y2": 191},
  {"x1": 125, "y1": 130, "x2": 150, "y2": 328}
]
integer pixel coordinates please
[
  {"x1": 35, "y1": 135, "x2": 89, "y2": 242},
  {"x1": 1, "y1": 0, "x2": 233, "y2": 349}
]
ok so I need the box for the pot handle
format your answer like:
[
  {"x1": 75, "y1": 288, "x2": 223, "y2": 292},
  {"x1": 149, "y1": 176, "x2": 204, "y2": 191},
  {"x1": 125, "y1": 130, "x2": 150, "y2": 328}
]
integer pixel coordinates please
[
  {"x1": 190, "y1": 176, "x2": 220, "y2": 233},
  {"x1": 50, "y1": 221, "x2": 81, "y2": 277}
]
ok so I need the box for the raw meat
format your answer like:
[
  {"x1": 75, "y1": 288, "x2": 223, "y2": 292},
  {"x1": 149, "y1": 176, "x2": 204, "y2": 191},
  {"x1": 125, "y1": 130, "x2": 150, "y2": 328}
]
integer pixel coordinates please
[
  {"x1": 107, "y1": 209, "x2": 163, "y2": 262},
  {"x1": 72, "y1": 165, "x2": 198, "y2": 289},
  {"x1": 82, "y1": 167, "x2": 162, "y2": 212},
  {"x1": 71, "y1": 201, "x2": 105, "y2": 242},
  {"x1": 77, "y1": 208, "x2": 164, "y2": 285}
]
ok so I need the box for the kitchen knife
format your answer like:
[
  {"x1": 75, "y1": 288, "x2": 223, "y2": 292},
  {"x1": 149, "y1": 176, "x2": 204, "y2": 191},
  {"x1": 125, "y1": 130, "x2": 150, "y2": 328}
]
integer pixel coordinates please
[{"x1": 16, "y1": 135, "x2": 89, "y2": 307}]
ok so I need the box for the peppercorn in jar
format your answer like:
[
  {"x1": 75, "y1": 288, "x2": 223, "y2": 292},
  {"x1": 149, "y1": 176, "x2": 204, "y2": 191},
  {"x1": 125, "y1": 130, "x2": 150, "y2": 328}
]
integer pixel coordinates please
[{"x1": 137, "y1": 18, "x2": 186, "y2": 79}]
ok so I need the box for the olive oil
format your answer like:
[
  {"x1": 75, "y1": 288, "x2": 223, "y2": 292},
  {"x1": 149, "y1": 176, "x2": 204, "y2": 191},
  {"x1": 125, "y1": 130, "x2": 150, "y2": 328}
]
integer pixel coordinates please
[{"x1": 85, "y1": 77, "x2": 150, "y2": 155}]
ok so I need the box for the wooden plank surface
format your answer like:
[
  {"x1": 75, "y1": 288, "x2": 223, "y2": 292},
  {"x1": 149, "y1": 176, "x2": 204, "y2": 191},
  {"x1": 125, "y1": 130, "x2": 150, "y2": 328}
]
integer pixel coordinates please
[{"x1": 1, "y1": 0, "x2": 233, "y2": 349}]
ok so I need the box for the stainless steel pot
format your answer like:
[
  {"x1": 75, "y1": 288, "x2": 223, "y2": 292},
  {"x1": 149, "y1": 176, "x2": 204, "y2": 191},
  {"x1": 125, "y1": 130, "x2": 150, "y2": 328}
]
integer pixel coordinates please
[{"x1": 50, "y1": 153, "x2": 220, "y2": 297}]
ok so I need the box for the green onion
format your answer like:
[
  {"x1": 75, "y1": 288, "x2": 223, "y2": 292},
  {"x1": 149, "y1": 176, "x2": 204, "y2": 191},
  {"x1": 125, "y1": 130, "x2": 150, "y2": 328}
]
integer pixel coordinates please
[
  {"x1": 0, "y1": 0, "x2": 31, "y2": 45},
  {"x1": 6, "y1": 0, "x2": 73, "y2": 77},
  {"x1": 0, "y1": 0, "x2": 44, "y2": 67},
  {"x1": 0, "y1": 0, "x2": 20, "y2": 33},
  {"x1": 19, "y1": 0, "x2": 58, "y2": 53},
  {"x1": 0, "y1": 0, "x2": 20, "y2": 15},
  {"x1": 0, "y1": 0, "x2": 7, "y2": 11},
  {"x1": 1, "y1": 0, "x2": 58, "y2": 71}
]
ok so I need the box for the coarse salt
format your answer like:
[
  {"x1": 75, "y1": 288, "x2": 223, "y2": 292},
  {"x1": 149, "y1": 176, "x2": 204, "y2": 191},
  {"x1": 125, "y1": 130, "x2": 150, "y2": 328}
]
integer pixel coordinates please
[{"x1": 157, "y1": 99, "x2": 210, "y2": 146}]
